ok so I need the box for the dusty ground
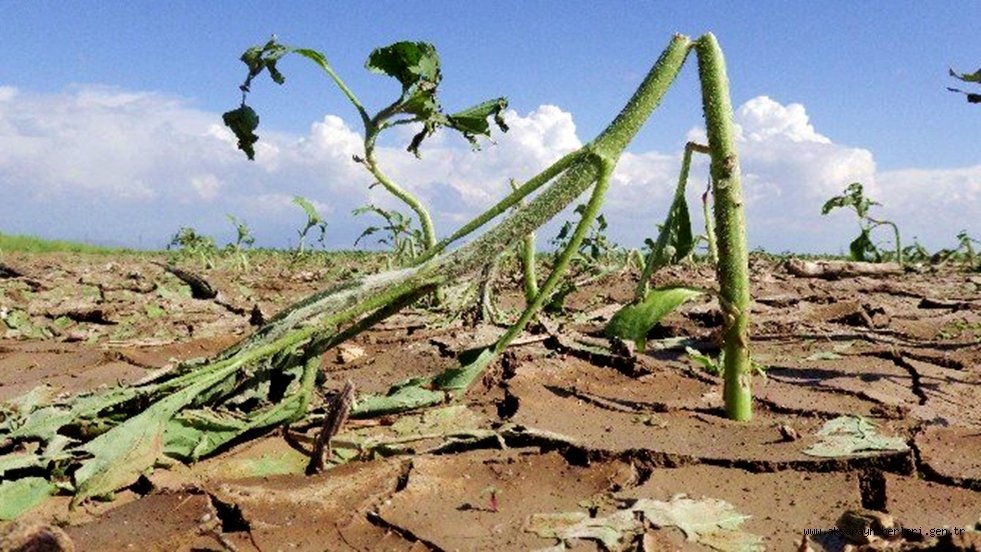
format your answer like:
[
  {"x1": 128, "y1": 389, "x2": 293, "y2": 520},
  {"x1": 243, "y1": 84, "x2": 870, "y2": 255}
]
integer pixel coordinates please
[{"x1": 0, "y1": 252, "x2": 979, "y2": 551}]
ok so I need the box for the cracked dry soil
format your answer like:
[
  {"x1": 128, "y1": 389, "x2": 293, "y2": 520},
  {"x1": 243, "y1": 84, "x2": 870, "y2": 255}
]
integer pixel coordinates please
[{"x1": 0, "y1": 253, "x2": 979, "y2": 551}]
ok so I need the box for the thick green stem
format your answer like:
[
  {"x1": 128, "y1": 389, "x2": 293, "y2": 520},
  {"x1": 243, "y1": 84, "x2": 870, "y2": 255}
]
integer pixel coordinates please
[
  {"x1": 695, "y1": 34, "x2": 753, "y2": 421},
  {"x1": 702, "y1": 177, "x2": 718, "y2": 265},
  {"x1": 510, "y1": 179, "x2": 539, "y2": 303}
]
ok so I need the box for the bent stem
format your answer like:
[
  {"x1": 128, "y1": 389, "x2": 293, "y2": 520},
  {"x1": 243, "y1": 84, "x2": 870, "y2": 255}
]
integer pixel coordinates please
[
  {"x1": 635, "y1": 140, "x2": 710, "y2": 299},
  {"x1": 0, "y1": 33, "x2": 763, "y2": 511},
  {"x1": 695, "y1": 34, "x2": 753, "y2": 421}
]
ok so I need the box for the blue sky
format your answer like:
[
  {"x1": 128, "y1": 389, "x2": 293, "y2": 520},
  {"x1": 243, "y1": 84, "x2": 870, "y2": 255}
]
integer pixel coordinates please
[{"x1": 2, "y1": 2, "x2": 978, "y2": 253}]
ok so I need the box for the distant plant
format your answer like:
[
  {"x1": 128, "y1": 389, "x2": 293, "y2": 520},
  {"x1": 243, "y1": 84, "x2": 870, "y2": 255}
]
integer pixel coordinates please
[
  {"x1": 551, "y1": 205, "x2": 620, "y2": 270},
  {"x1": 292, "y1": 195, "x2": 328, "y2": 259},
  {"x1": 927, "y1": 230, "x2": 980, "y2": 269},
  {"x1": 167, "y1": 227, "x2": 218, "y2": 268},
  {"x1": 353, "y1": 204, "x2": 424, "y2": 267},
  {"x1": 947, "y1": 67, "x2": 980, "y2": 104},
  {"x1": 821, "y1": 182, "x2": 902, "y2": 265},
  {"x1": 224, "y1": 214, "x2": 255, "y2": 271}
]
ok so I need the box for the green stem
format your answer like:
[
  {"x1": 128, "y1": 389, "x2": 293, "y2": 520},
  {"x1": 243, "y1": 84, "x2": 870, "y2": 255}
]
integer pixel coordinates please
[
  {"x1": 634, "y1": 141, "x2": 709, "y2": 299},
  {"x1": 702, "y1": 176, "x2": 718, "y2": 265},
  {"x1": 363, "y1": 127, "x2": 437, "y2": 252},
  {"x1": 510, "y1": 179, "x2": 539, "y2": 303},
  {"x1": 695, "y1": 34, "x2": 753, "y2": 421},
  {"x1": 494, "y1": 155, "x2": 614, "y2": 354},
  {"x1": 868, "y1": 217, "x2": 903, "y2": 266}
]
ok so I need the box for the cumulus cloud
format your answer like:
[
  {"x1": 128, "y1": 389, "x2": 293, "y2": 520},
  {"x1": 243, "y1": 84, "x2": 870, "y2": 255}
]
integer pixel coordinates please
[{"x1": 0, "y1": 85, "x2": 976, "y2": 253}]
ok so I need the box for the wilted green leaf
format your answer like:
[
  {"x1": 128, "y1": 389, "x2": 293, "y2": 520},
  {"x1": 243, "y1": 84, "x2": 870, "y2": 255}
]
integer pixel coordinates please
[
  {"x1": 293, "y1": 195, "x2": 322, "y2": 225},
  {"x1": 849, "y1": 228, "x2": 878, "y2": 262},
  {"x1": 365, "y1": 41, "x2": 440, "y2": 92},
  {"x1": 446, "y1": 97, "x2": 510, "y2": 149},
  {"x1": 803, "y1": 416, "x2": 908, "y2": 457},
  {"x1": 606, "y1": 286, "x2": 703, "y2": 347},
  {"x1": 353, "y1": 384, "x2": 446, "y2": 417},
  {"x1": 0, "y1": 452, "x2": 45, "y2": 478},
  {"x1": 0, "y1": 477, "x2": 57, "y2": 521},
  {"x1": 222, "y1": 105, "x2": 260, "y2": 160},
  {"x1": 72, "y1": 363, "x2": 239, "y2": 505}
]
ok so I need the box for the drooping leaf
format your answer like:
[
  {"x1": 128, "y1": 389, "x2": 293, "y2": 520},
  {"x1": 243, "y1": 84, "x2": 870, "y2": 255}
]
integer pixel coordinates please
[
  {"x1": 849, "y1": 228, "x2": 877, "y2": 262},
  {"x1": 446, "y1": 97, "x2": 510, "y2": 149},
  {"x1": 72, "y1": 363, "x2": 239, "y2": 505},
  {"x1": 365, "y1": 41, "x2": 441, "y2": 92},
  {"x1": 803, "y1": 416, "x2": 908, "y2": 457},
  {"x1": 0, "y1": 477, "x2": 57, "y2": 521},
  {"x1": 949, "y1": 67, "x2": 981, "y2": 84},
  {"x1": 240, "y1": 38, "x2": 291, "y2": 88},
  {"x1": 222, "y1": 105, "x2": 260, "y2": 160},
  {"x1": 606, "y1": 286, "x2": 704, "y2": 347},
  {"x1": 292, "y1": 195, "x2": 322, "y2": 225}
]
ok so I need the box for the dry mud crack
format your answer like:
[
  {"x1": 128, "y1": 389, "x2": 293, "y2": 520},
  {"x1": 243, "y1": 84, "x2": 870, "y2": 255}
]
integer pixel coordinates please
[{"x1": 1, "y1": 253, "x2": 979, "y2": 551}]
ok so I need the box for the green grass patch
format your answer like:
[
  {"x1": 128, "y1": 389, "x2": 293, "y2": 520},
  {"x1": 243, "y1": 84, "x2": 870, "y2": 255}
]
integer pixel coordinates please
[{"x1": 0, "y1": 233, "x2": 128, "y2": 254}]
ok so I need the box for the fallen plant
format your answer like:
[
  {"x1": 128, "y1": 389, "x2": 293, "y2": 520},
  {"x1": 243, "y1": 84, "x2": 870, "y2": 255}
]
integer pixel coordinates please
[{"x1": 0, "y1": 32, "x2": 755, "y2": 515}]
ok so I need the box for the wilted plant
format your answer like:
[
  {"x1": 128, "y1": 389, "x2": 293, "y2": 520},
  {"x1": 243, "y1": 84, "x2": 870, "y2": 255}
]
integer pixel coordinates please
[
  {"x1": 223, "y1": 38, "x2": 508, "y2": 259},
  {"x1": 167, "y1": 226, "x2": 218, "y2": 268},
  {"x1": 0, "y1": 33, "x2": 757, "y2": 516},
  {"x1": 821, "y1": 182, "x2": 903, "y2": 265}
]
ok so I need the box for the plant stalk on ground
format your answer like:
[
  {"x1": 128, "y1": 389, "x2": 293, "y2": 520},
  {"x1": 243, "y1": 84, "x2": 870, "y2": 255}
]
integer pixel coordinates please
[{"x1": 0, "y1": 33, "x2": 755, "y2": 512}]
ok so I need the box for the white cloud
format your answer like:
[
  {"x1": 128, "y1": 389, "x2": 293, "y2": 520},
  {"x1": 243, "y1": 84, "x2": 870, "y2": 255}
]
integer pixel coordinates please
[{"x1": 0, "y1": 86, "x2": 976, "y2": 253}]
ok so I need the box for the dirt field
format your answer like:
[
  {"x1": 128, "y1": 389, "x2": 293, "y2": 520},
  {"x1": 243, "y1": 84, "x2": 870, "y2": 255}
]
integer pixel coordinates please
[{"x1": 1, "y1": 252, "x2": 979, "y2": 551}]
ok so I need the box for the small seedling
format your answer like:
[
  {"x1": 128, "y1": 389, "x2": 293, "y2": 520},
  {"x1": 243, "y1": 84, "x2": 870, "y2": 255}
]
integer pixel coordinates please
[
  {"x1": 291, "y1": 195, "x2": 328, "y2": 259},
  {"x1": 551, "y1": 205, "x2": 620, "y2": 271},
  {"x1": 225, "y1": 214, "x2": 255, "y2": 271},
  {"x1": 821, "y1": 182, "x2": 902, "y2": 264},
  {"x1": 353, "y1": 204, "x2": 424, "y2": 268}
]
